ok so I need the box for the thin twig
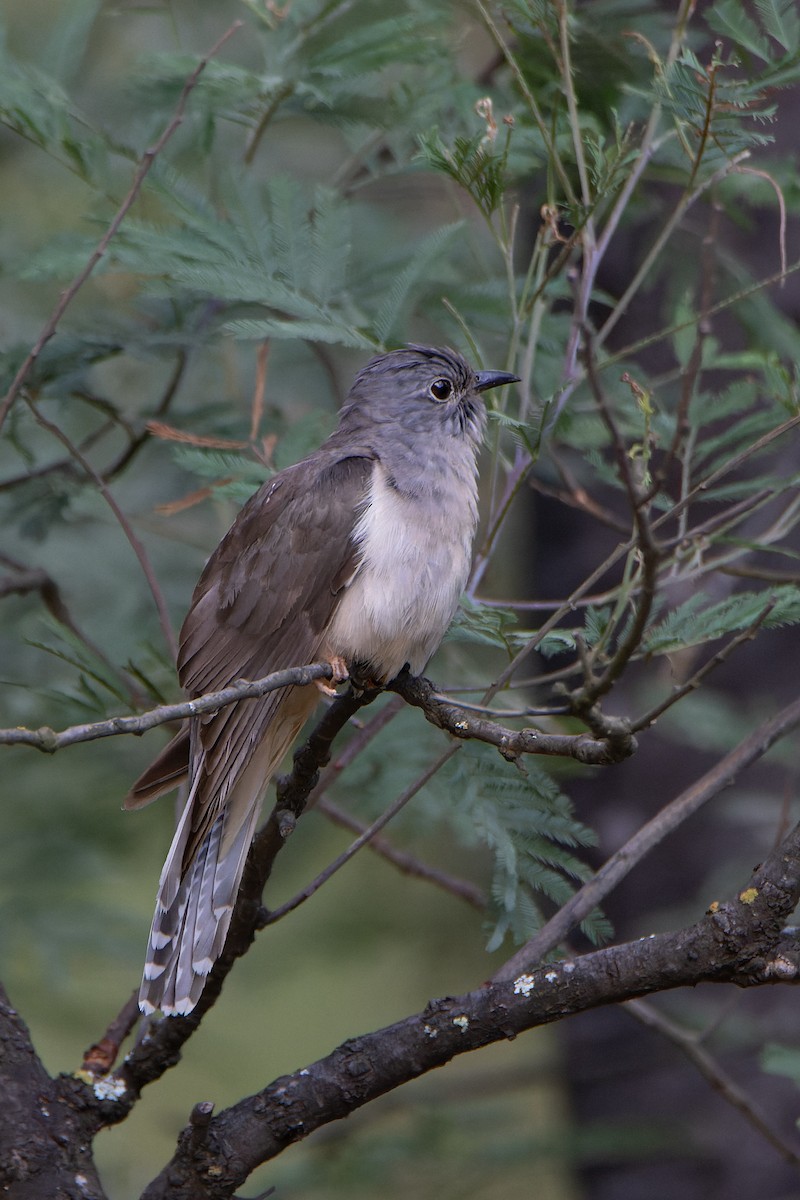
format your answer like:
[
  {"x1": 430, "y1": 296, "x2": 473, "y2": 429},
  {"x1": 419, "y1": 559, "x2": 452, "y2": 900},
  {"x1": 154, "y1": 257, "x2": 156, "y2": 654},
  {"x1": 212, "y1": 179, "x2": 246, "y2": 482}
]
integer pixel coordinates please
[
  {"x1": 263, "y1": 745, "x2": 462, "y2": 925},
  {"x1": 574, "y1": 336, "x2": 660, "y2": 707},
  {"x1": 599, "y1": 253, "x2": 800, "y2": 375},
  {"x1": 243, "y1": 80, "x2": 295, "y2": 165},
  {"x1": 493, "y1": 691, "x2": 800, "y2": 981},
  {"x1": 0, "y1": 352, "x2": 187, "y2": 494},
  {"x1": 0, "y1": 422, "x2": 111, "y2": 492},
  {"x1": 315, "y1": 795, "x2": 487, "y2": 910},
  {"x1": 557, "y1": 0, "x2": 593, "y2": 217},
  {"x1": 647, "y1": 192, "x2": 721, "y2": 507},
  {"x1": 537, "y1": 452, "x2": 631, "y2": 532},
  {"x1": 631, "y1": 597, "x2": 778, "y2": 733},
  {"x1": 25, "y1": 398, "x2": 179, "y2": 662},
  {"x1": 0, "y1": 664, "x2": 336, "y2": 751},
  {"x1": 0, "y1": 559, "x2": 145, "y2": 709},
  {"x1": 626, "y1": 997, "x2": 800, "y2": 1169},
  {"x1": 309, "y1": 696, "x2": 404, "y2": 803},
  {"x1": 719, "y1": 565, "x2": 800, "y2": 585},
  {"x1": 595, "y1": 149, "x2": 751, "y2": 349},
  {"x1": 97, "y1": 349, "x2": 188, "y2": 481},
  {"x1": 477, "y1": 1, "x2": 576, "y2": 205},
  {"x1": 734, "y1": 166, "x2": 787, "y2": 280},
  {"x1": 0, "y1": 21, "x2": 242, "y2": 436},
  {"x1": 81, "y1": 991, "x2": 141, "y2": 1077},
  {"x1": 486, "y1": 406, "x2": 800, "y2": 701}
]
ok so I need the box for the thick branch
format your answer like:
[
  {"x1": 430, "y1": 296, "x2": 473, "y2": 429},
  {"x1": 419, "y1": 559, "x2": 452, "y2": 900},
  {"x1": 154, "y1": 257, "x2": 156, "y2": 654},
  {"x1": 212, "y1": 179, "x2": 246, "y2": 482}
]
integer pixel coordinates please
[
  {"x1": 0, "y1": 983, "x2": 109, "y2": 1197},
  {"x1": 139, "y1": 821, "x2": 800, "y2": 1198}
]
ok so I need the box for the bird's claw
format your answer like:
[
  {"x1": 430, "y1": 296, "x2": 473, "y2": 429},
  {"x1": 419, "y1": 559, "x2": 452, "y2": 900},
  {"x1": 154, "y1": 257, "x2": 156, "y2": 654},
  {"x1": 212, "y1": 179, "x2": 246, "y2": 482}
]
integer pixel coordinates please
[{"x1": 315, "y1": 655, "x2": 349, "y2": 696}]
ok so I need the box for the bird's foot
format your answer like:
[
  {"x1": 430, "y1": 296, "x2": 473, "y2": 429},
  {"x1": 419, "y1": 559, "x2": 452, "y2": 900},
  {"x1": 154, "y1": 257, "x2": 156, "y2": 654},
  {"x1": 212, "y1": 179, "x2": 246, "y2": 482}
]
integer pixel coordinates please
[
  {"x1": 315, "y1": 655, "x2": 350, "y2": 697},
  {"x1": 348, "y1": 661, "x2": 384, "y2": 694}
]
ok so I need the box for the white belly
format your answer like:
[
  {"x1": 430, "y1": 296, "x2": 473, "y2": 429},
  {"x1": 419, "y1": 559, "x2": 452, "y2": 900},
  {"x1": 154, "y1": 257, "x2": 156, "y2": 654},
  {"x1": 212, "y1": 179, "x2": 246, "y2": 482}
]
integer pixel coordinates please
[{"x1": 327, "y1": 462, "x2": 478, "y2": 680}]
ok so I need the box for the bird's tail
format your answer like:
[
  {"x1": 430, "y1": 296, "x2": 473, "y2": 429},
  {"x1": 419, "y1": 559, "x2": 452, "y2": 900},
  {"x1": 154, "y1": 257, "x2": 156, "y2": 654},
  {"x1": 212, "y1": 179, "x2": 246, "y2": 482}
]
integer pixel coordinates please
[{"x1": 137, "y1": 687, "x2": 318, "y2": 1016}]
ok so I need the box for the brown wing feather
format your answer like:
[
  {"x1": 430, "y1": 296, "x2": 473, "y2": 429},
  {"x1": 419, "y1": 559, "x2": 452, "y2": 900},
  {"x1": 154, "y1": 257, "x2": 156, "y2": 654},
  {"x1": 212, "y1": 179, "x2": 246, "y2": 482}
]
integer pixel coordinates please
[
  {"x1": 174, "y1": 452, "x2": 373, "y2": 864},
  {"x1": 125, "y1": 454, "x2": 371, "y2": 808},
  {"x1": 131, "y1": 451, "x2": 374, "y2": 1013}
]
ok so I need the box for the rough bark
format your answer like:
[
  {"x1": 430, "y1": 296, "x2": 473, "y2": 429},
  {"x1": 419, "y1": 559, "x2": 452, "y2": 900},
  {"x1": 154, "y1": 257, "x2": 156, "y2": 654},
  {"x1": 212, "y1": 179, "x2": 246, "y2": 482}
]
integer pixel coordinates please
[
  {"x1": 0, "y1": 985, "x2": 108, "y2": 1198},
  {"x1": 137, "y1": 822, "x2": 800, "y2": 1198}
]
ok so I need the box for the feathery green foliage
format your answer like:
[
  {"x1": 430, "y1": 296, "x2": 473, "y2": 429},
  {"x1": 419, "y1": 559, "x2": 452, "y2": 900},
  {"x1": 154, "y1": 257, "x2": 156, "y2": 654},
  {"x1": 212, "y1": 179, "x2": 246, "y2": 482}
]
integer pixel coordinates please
[
  {"x1": 444, "y1": 745, "x2": 610, "y2": 950},
  {"x1": 2, "y1": 0, "x2": 800, "y2": 1191}
]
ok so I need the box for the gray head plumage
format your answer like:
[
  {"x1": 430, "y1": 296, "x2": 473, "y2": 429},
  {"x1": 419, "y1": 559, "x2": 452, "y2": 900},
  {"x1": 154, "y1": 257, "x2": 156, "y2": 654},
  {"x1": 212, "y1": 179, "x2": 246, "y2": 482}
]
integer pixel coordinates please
[{"x1": 337, "y1": 345, "x2": 518, "y2": 447}]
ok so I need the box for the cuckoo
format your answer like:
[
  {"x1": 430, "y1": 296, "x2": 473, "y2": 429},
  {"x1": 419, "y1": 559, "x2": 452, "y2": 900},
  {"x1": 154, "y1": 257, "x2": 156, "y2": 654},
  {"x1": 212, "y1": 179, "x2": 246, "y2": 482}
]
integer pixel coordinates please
[{"x1": 125, "y1": 344, "x2": 518, "y2": 1015}]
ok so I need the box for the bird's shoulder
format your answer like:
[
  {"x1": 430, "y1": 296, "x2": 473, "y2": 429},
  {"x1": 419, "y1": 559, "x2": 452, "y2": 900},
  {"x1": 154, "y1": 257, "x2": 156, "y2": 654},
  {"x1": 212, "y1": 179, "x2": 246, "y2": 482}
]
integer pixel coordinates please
[{"x1": 191, "y1": 449, "x2": 374, "y2": 596}]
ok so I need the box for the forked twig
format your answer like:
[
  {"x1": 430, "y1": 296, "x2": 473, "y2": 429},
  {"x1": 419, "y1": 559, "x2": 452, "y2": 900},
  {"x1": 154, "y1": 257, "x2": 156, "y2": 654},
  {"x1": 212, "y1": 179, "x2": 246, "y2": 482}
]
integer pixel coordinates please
[{"x1": 627, "y1": 998, "x2": 800, "y2": 1168}]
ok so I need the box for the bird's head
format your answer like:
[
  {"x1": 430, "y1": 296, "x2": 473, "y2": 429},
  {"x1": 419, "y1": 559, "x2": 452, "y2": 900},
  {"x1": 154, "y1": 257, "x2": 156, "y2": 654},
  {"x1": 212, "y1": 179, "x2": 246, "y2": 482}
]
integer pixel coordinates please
[{"x1": 339, "y1": 345, "x2": 519, "y2": 445}]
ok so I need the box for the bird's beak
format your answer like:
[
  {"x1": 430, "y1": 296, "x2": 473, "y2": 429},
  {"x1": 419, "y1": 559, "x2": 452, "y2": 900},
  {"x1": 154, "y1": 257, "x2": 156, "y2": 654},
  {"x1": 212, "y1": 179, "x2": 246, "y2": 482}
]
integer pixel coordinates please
[{"x1": 474, "y1": 369, "x2": 520, "y2": 393}]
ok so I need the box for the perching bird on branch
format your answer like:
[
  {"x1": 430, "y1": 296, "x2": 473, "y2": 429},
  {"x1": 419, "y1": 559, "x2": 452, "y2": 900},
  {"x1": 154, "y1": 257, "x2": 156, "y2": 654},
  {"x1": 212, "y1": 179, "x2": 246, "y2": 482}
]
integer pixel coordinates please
[{"x1": 125, "y1": 345, "x2": 518, "y2": 1015}]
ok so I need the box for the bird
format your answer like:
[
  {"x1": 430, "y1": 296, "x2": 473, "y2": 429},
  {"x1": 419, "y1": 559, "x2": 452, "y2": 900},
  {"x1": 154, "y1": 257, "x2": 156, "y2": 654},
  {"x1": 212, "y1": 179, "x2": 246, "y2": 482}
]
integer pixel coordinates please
[{"x1": 125, "y1": 344, "x2": 518, "y2": 1015}]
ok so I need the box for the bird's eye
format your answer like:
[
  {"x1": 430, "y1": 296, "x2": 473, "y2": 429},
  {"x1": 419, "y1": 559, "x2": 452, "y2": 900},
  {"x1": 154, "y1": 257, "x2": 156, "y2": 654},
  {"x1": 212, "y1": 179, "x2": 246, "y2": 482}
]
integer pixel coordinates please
[{"x1": 429, "y1": 378, "x2": 453, "y2": 401}]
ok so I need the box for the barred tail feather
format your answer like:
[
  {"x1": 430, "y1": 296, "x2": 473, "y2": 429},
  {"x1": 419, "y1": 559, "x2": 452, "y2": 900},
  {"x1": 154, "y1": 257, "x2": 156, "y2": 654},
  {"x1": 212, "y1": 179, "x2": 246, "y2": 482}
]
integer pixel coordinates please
[
  {"x1": 137, "y1": 686, "x2": 319, "y2": 1016},
  {"x1": 138, "y1": 772, "x2": 262, "y2": 1016}
]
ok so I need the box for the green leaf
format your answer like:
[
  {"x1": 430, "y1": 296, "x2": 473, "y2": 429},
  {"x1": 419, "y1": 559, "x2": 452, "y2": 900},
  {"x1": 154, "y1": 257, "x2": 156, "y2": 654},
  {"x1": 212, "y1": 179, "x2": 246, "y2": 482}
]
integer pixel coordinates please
[
  {"x1": 755, "y1": 0, "x2": 800, "y2": 52},
  {"x1": 418, "y1": 128, "x2": 512, "y2": 217},
  {"x1": 584, "y1": 606, "x2": 613, "y2": 648},
  {"x1": 43, "y1": 0, "x2": 104, "y2": 86},
  {"x1": 442, "y1": 744, "x2": 602, "y2": 953},
  {"x1": 446, "y1": 597, "x2": 519, "y2": 651},
  {"x1": 304, "y1": 14, "x2": 434, "y2": 75},
  {"x1": 225, "y1": 317, "x2": 375, "y2": 348},
  {"x1": 170, "y1": 446, "x2": 268, "y2": 486},
  {"x1": 25, "y1": 618, "x2": 131, "y2": 715},
  {"x1": 643, "y1": 586, "x2": 800, "y2": 655},
  {"x1": 488, "y1": 409, "x2": 541, "y2": 459},
  {"x1": 534, "y1": 629, "x2": 578, "y2": 659},
  {"x1": 707, "y1": 1, "x2": 773, "y2": 60}
]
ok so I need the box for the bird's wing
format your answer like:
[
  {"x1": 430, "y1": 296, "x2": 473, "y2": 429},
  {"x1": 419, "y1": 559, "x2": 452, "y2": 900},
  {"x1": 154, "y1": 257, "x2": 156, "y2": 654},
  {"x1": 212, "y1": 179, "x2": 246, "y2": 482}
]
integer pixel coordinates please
[
  {"x1": 132, "y1": 451, "x2": 375, "y2": 1014},
  {"x1": 124, "y1": 452, "x2": 372, "y2": 838},
  {"x1": 174, "y1": 451, "x2": 373, "y2": 860}
]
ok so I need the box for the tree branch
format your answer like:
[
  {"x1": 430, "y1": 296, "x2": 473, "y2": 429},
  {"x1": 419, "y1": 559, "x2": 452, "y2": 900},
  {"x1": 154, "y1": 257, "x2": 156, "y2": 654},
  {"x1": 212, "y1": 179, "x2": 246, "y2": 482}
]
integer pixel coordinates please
[
  {"x1": 625, "y1": 997, "x2": 800, "y2": 1168},
  {"x1": 494, "y1": 691, "x2": 800, "y2": 981},
  {"x1": 389, "y1": 671, "x2": 636, "y2": 765},
  {"x1": 25, "y1": 397, "x2": 179, "y2": 662},
  {"x1": 138, "y1": 821, "x2": 800, "y2": 1197},
  {"x1": 1, "y1": 664, "x2": 636, "y2": 769},
  {"x1": 263, "y1": 743, "x2": 461, "y2": 926},
  {"x1": 316, "y1": 795, "x2": 487, "y2": 910},
  {"x1": 0, "y1": 983, "x2": 110, "y2": 1197},
  {"x1": 0, "y1": 664, "x2": 336, "y2": 751}
]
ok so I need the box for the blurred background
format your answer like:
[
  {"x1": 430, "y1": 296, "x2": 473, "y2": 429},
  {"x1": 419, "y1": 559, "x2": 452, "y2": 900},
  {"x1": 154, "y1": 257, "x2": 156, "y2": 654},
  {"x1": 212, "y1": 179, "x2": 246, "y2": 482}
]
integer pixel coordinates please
[{"x1": 2, "y1": 1, "x2": 800, "y2": 1197}]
